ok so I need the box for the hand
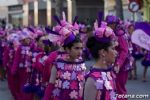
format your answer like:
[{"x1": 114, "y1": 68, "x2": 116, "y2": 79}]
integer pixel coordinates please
[{"x1": 114, "y1": 65, "x2": 120, "y2": 74}]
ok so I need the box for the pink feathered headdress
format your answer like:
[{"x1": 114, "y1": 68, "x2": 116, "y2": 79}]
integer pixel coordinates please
[
  {"x1": 94, "y1": 20, "x2": 115, "y2": 42},
  {"x1": 47, "y1": 12, "x2": 80, "y2": 46}
]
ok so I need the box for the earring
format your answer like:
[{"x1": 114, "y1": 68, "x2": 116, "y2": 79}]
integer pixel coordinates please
[{"x1": 102, "y1": 55, "x2": 106, "y2": 64}]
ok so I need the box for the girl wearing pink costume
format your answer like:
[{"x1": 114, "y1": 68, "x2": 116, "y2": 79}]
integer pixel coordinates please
[
  {"x1": 44, "y1": 15, "x2": 86, "y2": 100},
  {"x1": 12, "y1": 31, "x2": 34, "y2": 100},
  {"x1": 3, "y1": 33, "x2": 21, "y2": 100},
  {"x1": 106, "y1": 15, "x2": 129, "y2": 100},
  {"x1": 84, "y1": 21, "x2": 117, "y2": 100},
  {"x1": 49, "y1": 36, "x2": 85, "y2": 100},
  {"x1": 43, "y1": 48, "x2": 67, "y2": 100},
  {"x1": 22, "y1": 35, "x2": 46, "y2": 99},
  {"x1": 125, "y1": 22, "x2": 142, "y2": 80},
  {"x1": 3, "y1": 41, "x2": 19, "y2": 100},
  {"x1": 43, "y1": 26, "x2": 67, "y2": 100}
]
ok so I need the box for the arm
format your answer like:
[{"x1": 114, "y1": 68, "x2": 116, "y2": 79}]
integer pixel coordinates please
[
  {"x1": 49, "y1": 65, "x2": 57, "y2": 83},
  {"x1": 84, "y1": 77, "x2": 98, "y2": 100},
  {"x1": 42, "y1": 51, "x2": 58, "y2": 82},
  {"x1": 116, "y1": 36, "x2": 128, "y2": 68},
  {"x1": 11, "y1": 47, "x2": 21, "y2": 74},
  {"x1": 2, "y1": 46, "x2": 9, "y2": 67},
  {"x1": 43, "y1": 65, "x2": 57, "y2": 100}
]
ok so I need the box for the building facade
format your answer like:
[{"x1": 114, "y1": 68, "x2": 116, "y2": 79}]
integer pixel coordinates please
[
  {"x1": 6, "y1": 0, "x2": 104, "y2": 26},
  {"x1": 143, "y1": 0, "x2": 150, "y2": 21},
  {"x1": 104, "y1": 0, "x2": 143, "y2": 21}
]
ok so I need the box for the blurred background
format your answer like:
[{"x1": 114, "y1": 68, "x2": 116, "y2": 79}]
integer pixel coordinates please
[{"x1": 0, "y1": 0, "x2": 148, "y2": 27}]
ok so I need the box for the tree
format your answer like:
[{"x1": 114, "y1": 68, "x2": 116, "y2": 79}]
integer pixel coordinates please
[{"x1": 115, "y1": 0, "x2": 124, "y2": 20}]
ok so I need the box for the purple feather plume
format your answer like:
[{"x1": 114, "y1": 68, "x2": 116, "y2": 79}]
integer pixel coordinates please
[
  {"x1": 73, "y1": 16, "x2": 78, "y2": 25},
  {"x1": 45, "y1": 27, "x2": 60, "y2": 35},
  {"x1": 27, "y1": 27, "x2": 35, "y2": 33},
  {"x1": 53, "y1": 15, "x2": 62, "y2": 25},
  {"x1": 98, "y1": 12, "x2": 103, "y2": 27}
]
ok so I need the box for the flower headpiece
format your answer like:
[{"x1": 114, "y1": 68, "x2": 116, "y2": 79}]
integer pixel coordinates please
[
  {"x1": 46, "y1": 12, "x2": 79, "y2": 46},
  {"x1": 94, "y1": 20, "x2": 115, "y2": 43},
  {"x1": 114, "y1": 23, "x2": 126, "y2": 36},
  {"x1": 27, "y1": 27, "x2": 45, "y2": 39},
  {"x1": 20, "y1": 28, "x2": 33, "y2": 40}
]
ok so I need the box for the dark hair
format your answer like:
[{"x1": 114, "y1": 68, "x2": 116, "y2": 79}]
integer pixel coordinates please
[
  {"x1": 35, "y1": 35, "x2": 43, "y2": 42},
  {"x1": 63, "y1": 35, "x2": 82, "y2": 50},
  {"x1": 86, "y1": 36, "x2": 112, "y2": 60}
]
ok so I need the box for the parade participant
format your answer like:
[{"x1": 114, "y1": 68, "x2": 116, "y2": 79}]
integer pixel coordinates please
[
  {"x1": 141, "y1": 50, "x2": 150, "y2": 82},
  {"x1": 11, "y1": 29, "x2": 34, "y2": 100},
  {"x1": 43, "y1": 14, "x2": 79, "y2": 100},
  {"x1": 125, "y1": 22, "x2": 140, "y2": 80},
  {"x1": 3, "y1": 33, "x2": 20, "y2": 100},
  {"x1": 43, "y1": 26, "x2": 67, "y2": 100},
  {"x1": 22, "y1": 34, "x2": 45, "y2": 98},
  {"x1": 0, "y1": 30, "x2": 5, "y2": 81},
  {"x1": 43, "y1": 13, "x2": 86, "y2": 100},
  {"x1": 106, "y1": 15, "x2": 129, "y2": 100},
  {"x1": 84, "y1": 21, "x2": 117, "y2": 100},
  {"x1": 49, "y1": 36, "x2": 85, "y2": 100},
  {"x1": 79, "y1": 24, "x2": 91, "y2": 60},
  {"x1": 32, "y1": 36, "x2": 54, "y2": 98},
  {"x1": 130, "y1": 22, "x2": 150, "y2": 82}
]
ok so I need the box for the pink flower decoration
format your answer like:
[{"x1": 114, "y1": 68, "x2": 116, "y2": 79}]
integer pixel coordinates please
[
  {"x1": 95, "y1": 28, "x2": 105, "y2": 38},
  {"x1": 105, "y1": 27, "x2": 113, "y2": 37},
  {"x1": 54, "y1": 25, "x2": 62, "y2": 33},
  {"x1": 95, "y1": 79, "x2": 104, "y2": 89},
  {"x1": 60, "y1": 27, "x2": 71, "y2": 37},
  {"x1": 77, "y1": 74, "x2": 84, "y2": 81},
  {"x1": 55, "y1": 79, "x2": 62, "y2": 88},
  {"x1": 36, "y1": 29, "x2": 43, "y2": 36},
  {"x1": 61, "y1": 20, "x2": 68, "y2": 26},
  {"x1": 101, "y1": 21, "x2": 107, "y2": 28},
  {"x1": 69, "y1": 90, "x2": 78, "y2": 99},
  {"x1": 104, "y1": 81, "x2": 113, "y2": 90},
  {"x1": 63, "y1": 71, "x2": 71, "y2": 80}
]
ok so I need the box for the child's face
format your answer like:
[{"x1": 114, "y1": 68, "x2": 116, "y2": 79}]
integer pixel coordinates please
[
  {"x1": 67, "y1": 42, "x2": 83, "y2": 60},
  {"x1": 128, "y1": 26, "x2": 134, "y2": 35},
  {"x1": 22, "y1": 38, "x2": 31, "y2": 45},
  {"x1": 37, "y1": 38, "x2": 44, "y2": 49},
  {"x1": 108, "y1": 23, "x2": 116, "y2": 30},
  {"x1": 105, "y1": 42, "x2": 117, "y2": 64}
]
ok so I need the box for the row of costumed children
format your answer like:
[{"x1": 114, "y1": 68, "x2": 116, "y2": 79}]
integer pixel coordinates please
[{"x1": 0, "y1": 13, "x2": 150, "y2": 100}]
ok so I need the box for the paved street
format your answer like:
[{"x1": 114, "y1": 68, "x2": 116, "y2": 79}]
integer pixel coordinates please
[{"x1": 0, "y1": 60, "x2": 150, "y2": 100}]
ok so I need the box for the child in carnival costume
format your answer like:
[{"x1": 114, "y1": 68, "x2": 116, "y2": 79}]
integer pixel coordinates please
[
  {"x1": 106, "y1": 15, "x2": 131, "y2": 100},
  {"x1": 22, "y1": 27, "x2": 47, "y2": 99},
  {"x1": 11, "y1": 28, "x2": 35, "y2": 100},
  {"x1": 3, "y1": 33, "x2": 20, "y2": 100},
  {"x1": 43, "y1": 12, "x2": 86, "y2": 100},
  {"x1": 0, "y1": 29, "x2": 6, "y2": 81},
  {"x1": 125, "y1": 21, "x2": 141, "y2": 80},
  {"x1": 84, "y1": 20, "x2": 118, "y2": 100}
]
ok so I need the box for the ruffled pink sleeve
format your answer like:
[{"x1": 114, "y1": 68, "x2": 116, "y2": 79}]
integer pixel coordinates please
[
  {"x1": 2, "y1": 46, "x2": 9, "y2": 67},
  {"x1": 115, "y1": 36, "x2": 128, "y2": 68},
  {"x1": 42, "y1": 51, "x2": 58, "y2": 82},
  {"x1": 11, "y1": 47, "x2": 21, "y2": 75}
]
